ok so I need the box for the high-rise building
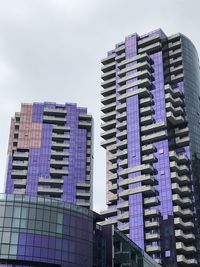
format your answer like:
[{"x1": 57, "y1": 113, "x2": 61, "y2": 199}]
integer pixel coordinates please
[
  {"x1": 100, "y1": 29, "x2": 200, "y2": 266},
  {"x1": 5, "y1": 102, "x2": 93, "y2": 209}
]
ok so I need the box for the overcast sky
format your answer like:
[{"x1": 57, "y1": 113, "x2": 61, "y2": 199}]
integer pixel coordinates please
[{"x1": 0, "y1": 0, "x2": 200, "y2": 212}]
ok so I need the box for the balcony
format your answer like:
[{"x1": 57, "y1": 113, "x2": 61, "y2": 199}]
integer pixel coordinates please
[
  {"x1": 99, "y1": 220, "x2": 117, "y2": 227},
  {"x1": 118, "y1": 80, "x2": 151, "y2": 96},
  {"x1": 116, "y1": 121, "x2": 127, "y2": 131},
  {"x1": 116, "y1": 130, "x2": 127, "y2": 140},
  {"x1": 108, "y1": 194, "x2": 118, "y2": 204},
  {"x1": 117, "y1": 139, "x2": 127, "y2": 150},
  {"x1": 140, "y1": 106, "x2": 154, "y2": 116},
  {"x1": 171, "y1": 73, "x2": 184, "y2": 83},
  {"x1": 171, "y1": 172, "x2": 190, "y2": 185},
  {"x1": 101, "y1": 128, "x2": 116, "y2": 140},
  {"x1": 166, "y1": 102, "x2": 183, "y2": 116},
  {"x1": 12, "y1": 161, "x2": 28, "y2": 169},
  {"x1": 118, "y1": 223, "x2": 129, "y2": 234},
  {"x1": 117, "y1": 212, "x2": 129, "y2": 222},
  {"x1": 101, "y1": 77, "x2": 116, "y2": 89},
  {"x1": 108, "y1": 153, "x2": 117, "y2": 163},
  {"x1": 101, "y1": 137, "x2": 116, "y2": 148},
  {"x1": 76, "y1": 192, "x2": 90, "y2": 199},
  {"x1": 168, "y1": 48, "x2": 182, "y2": 58},
  {"x1": 165, "y1": 93, "x2": 183, "y2": 107},
  {"x1": 101, "y1": 110, "x2": 115, "y2": 122},
  {"x1": 119, "y1": 174, "x2": 155, "y2": 189},
  {"x1": 173, "y1": 194, "x2": 192, "y2": 208},
  {"x1": 118, "y1": 87, "x2": 151, "y2": 104},
  {"x1": 165, "y1": 84, "x2": 182, "y2": 97},
  {"x1": 51, "y1": 150, "x2": 69, "y2": 159},
  {"x1": 119, "y1": 185, "x2": 156, "y2": 199},
  {"x1": 13, "y1": 189, "x2": 26, "y2": 194},
  {"x1": 118, "y1": 164, "x2": 154, "y2": 178},
  {"x1": 43, "y1": 115, "x2": 66, "y2": 124},
  {"x1": 138, "y1": 42, "x2": 162, "y2": 54},
  {"x1": 52, "y1": 125, "x2": 70, "y2": 133},
  {"x1": 78, "y1": 121, "x2": 92, "y2": 129},
  {"x1": 52, "y1": 133, "x2": 70, "y2": 141},
  {"x1": 172, "y1": 183, "x2": 191, "y2": 196},
  {"x1": 138, "y1": 34, "x2": 160, "y2": 47},
  {"x1": 117, "y1": 149, "x2": 127, "y2": 159},
  {"x1": 143, "y1": 197, "x2": 159, "y2": 207},
  {"x1": 50, "y1": 159, "x2": 69, "y2": 167},
  {"x1": 13, "y1": 151, "x2": 29, "y2": 160},
  {"x1": 141, "y1": 130, "x2": 167, "y2": 144},
  {"x1": 175, "y1": 229, "x2": 195, "y2": 242},
  {"x1": 50, "y1": 168, "x2": 68, "y2": 176},
  {"x1": 11, "y1": 170, "x2": 27, "y2": 178},
  {"x1": 175, "y1": 127, "x2": 189, "y2": 137},
  {"x1": 177, "y1": 255, "x2": 197, "y2": 265},
  {"x1": 51, "y1": 142, "x2": 69, "y2": 149},
  {"x1": 107, "y1": 144, "x2": 117, "y2": 153},
  {"x1": 101, "y1": 53, "x2": 115, "y2": 66},
  {"x1": 142, "y1": 154, "x2": 157, "y2": 164},
  {"x1": 101, "y1": 93, "x2": 116, "y2": 105},
  {"x1": 117, "y1": 201, "x2": 129, "y2": 211},
  {"x1": 166, "y1": 112, "x2": 184, "y2": 125},
  {"x1": 146, "y1": 245, "x2": 161, "y2": 253},
  {"x1": 115, "y1": 53, "x2": 125, "y2": 63},
  {"x1": 101, "y1": 85, "x2": 116, "y2": 97},
  {"x1": 145, "y1": 232, "x2": 160, "y2": 241},
  {"x1": 43, "y1": 107, "x2": 66, "y2": 116},
  {"x1": 118, "y1": 70, "x2": 152, "y2": 86},
  {"x1": 169, "y1": 151, "x2": 189, "y2": 164},
  {"x1": 140, "y1": 115, "x2": 154, "y2": 126},
  {"x1": 101, "y1": 102, "x2": 116, "y2": 114},
  {"x1": 144, "y1": 209, "x2": 160, "y2": 218},
  {"x1": 38, "y1": 178, "x2": 63, "y2": 185},
  {"x1": 116, "y1": 103, "x2": 126, "y2": 113},
  {"x1": 140, "y1": 97, "x2": 153, "y2": 107},
  {"x1": 118, "y1": 61, "x2": 151, "y2": 78},
  {"x1": 170, "y1": 162, "x2": 189, "y2": 175},
  {"x1": 101, "y1": 69, "x2": 115, "y2": 81},
  {"x1": 100, "y1": 207, "x2": 117, "y2": 218},
  {"x1": 101, "y1": 119, "x2": 116, "y2": 131},
  {"x1": 108, "y1": 173, "x2": 118, "y2": 182},
  {"x1": 117, "y1": 53, "x2": 149, "y2": 70},
  {"x1": 76, "y1": 183, "x2": 90, "y2": 189},
  {"x1": 141, "y1": 144, "x2": 156, "y2": 154},
  {"x1": 170, "y1": 65, "x2": 183, "y2": 75},
  {"x1": 116, "y1": 112, "x2": 127, "y2": 122},
  {"x1": 174, "y1": 217, "x2": 194, "y2": 230},
  {"x1": 173, "y1": 206, "x2": 193, "y2": 218},
  {"x1": 176, "y1": 136, "x2": 190, "y2": 147},
  {"x1": 13, "y1": 179, "x2": 26, "y2": 187},
  {"x1": 37, "y1": 187, "x2": 63, "y2": 196},
  {"x1": 145, "y1": 221, "x2": 159, "y2": 229},
  {"x1": 76, "y1": 201, "x2": 90, "y2": 208},
  {"x1": 176, "y1": 242, "x2": 196, "y2": 254},
  {"x1": 118, "y1": 159, "x2": 128, "y2": 168},
  {"x1": 109, "y1": 164, "x2": 118, "y2": 173}
]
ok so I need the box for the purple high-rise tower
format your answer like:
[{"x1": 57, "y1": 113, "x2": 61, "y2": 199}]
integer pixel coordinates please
[
  {"x1": 100, "y1": 29, "x2": 200, "y2": 266},
  {"x1": 5, "y1": 102, "x2": 93, "y2": 209}
]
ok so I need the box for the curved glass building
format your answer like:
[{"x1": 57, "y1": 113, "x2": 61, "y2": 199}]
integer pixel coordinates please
[
  {"x1": 100, "y1": 29, "x2": 200, "y2": 266},
  {"x1": 0, "y1": 194, "x2": 160, "y2": 267}
]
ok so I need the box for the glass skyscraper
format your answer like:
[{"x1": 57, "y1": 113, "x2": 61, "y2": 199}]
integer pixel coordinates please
[
  {"x1": 5, "y1": 102, "x2": 93, "y2": 209},
  {"x1": 100, "y1": 29, "x2": 200, "y2": 266}
]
